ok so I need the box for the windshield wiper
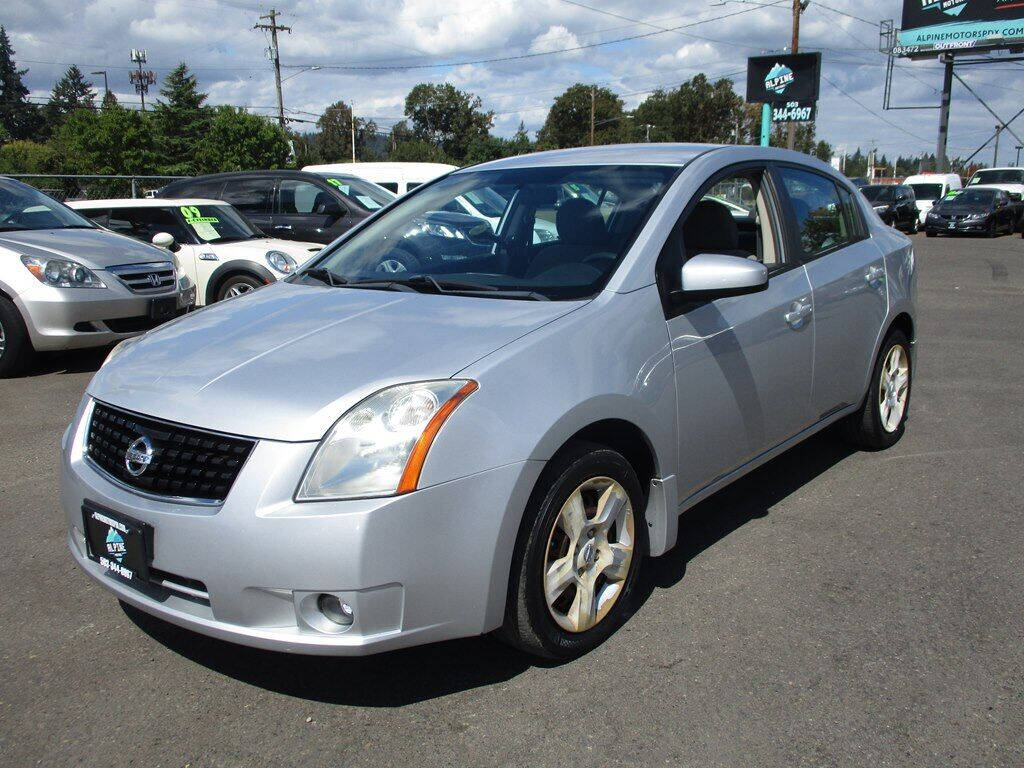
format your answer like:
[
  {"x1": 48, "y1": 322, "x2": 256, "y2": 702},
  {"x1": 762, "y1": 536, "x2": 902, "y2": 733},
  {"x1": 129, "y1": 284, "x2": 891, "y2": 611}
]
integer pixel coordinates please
[
  {"x1": 301, "y1": 267, "x2": 349, "y2": 287},
  {"x1": 347, "y1": 275, "x2": 548, "y2": 300}
]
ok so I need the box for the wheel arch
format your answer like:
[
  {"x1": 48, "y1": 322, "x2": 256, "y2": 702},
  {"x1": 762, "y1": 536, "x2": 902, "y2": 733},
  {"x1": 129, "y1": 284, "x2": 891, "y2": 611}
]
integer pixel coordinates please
[{"x1": 204, "y1": 261, "x2": 276, "y2": 304}]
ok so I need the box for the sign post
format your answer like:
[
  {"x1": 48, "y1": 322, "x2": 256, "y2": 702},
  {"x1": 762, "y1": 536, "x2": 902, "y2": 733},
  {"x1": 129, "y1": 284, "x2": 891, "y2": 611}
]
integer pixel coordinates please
[{"x1": 760, "y1": 103, "x2": 771, "y2": 147}]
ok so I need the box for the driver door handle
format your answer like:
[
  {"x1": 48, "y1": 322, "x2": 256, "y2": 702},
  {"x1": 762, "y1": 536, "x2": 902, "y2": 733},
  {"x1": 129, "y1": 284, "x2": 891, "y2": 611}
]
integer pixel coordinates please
[
  {"x1": 273, "y1": 224, "x2": 293, "y2": 231},
  {"x1": 784, "y1": 297, "x2": 812, "y2": 329}
]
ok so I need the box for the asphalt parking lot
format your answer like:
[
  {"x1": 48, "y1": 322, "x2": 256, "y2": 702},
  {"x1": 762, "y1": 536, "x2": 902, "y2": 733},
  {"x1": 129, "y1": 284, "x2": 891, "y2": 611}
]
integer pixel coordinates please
[{"x1": 1, "y1": 232, "x2": 1022, "y2": 767}]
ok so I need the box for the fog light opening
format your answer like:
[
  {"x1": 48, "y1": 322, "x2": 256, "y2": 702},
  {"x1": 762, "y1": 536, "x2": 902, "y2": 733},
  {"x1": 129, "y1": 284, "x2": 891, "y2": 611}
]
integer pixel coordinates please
[{"x1": 317, "y1": 593, "x2": 354, "y2": 626}]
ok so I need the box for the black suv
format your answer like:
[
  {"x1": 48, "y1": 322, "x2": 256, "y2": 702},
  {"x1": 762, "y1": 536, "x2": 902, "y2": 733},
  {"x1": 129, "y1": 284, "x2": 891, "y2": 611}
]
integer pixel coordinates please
[
  {"x1": 156, "y1": 170, "x2": 395, "y2": 244},
  {"x1": 860, "y1": 184, "x2": 919, "y2": 233}
]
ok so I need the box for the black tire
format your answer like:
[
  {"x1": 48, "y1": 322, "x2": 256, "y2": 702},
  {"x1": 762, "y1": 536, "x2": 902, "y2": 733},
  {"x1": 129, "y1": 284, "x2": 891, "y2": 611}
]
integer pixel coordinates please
[
  {"x1": 925, "y1": 230, "x2": 936, "y2": 237},
  {"x1": 499, "y1": 441, "x2": 647, "y2": 659},
  {"x1": 0, "y1": 297, "x2": 34, "y2": 378},
  {"x1": 841, "y1": 329, "x2": 912, "y2": 451},
  {"x1": 986, "y1": 221, "x2": 996, "y2": 238},
  {"x1": 215, "y1": 273, "x2": 263, "y2": 302}
]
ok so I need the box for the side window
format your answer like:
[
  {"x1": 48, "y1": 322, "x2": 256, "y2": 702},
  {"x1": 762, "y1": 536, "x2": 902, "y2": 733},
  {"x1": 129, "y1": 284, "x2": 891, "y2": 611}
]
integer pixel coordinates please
[
  {"x1": 107, "y1": 207, "x2": 192, "y2": 244},
  {"x1": 379, "y1": 182, "x2": 399, "y2": 194},
  {"x1": 776, "y1": 167, "x2": 851, "y2": 258},
  {"x1": 180, "y1": 179, "x2": 224, "y2": 199},
  {"x1": 278, "y1": 180, "x2": 336, "y2": 215},
  {"x1": 80, "y1": 209, "x2": 109, "y2": 227},
  {"x1": 219, "y1": 178, "x2": 273, "y2": 215}
]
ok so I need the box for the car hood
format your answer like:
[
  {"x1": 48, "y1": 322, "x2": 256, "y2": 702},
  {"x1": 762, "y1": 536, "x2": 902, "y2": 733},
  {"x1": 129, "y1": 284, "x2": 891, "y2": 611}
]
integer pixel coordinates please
[
  {"x1": 211, "y1": 237, "x2": 321, "y2": 265},
  {"x1": 88, "y1": 282, "x2": 584, "y2": 441},
  {"x1": 934, "y1": 202, "x2": 992, "y2": 215},
  {"x1": 0, "y1": 227, "x2": 170, "y2": 268}
]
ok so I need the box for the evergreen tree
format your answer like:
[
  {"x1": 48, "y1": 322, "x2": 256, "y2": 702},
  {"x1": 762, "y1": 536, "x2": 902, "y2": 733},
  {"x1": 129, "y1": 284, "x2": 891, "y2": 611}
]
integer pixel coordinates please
[
  {"x1": 42, "y1": 65, "x2": 96, "y2": 136},
  {"x1": 0, "y1": 26, "x2": 41, "y2": 141},
  {"x1": 153, "y1": 63, "x2": 209, "y2": 174},
  {"x1": 101, "y1": 90, "x2": 118, "y2": 110}
]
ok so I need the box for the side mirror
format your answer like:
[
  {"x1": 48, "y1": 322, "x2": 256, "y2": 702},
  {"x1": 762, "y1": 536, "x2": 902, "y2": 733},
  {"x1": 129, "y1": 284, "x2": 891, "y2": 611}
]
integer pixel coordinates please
[
  {"x1": 152, "y1": 232, "x2": 179, "y2": 252},
  {"x1": 675, "y1": 253, "x2": 768, "y2": 301}
]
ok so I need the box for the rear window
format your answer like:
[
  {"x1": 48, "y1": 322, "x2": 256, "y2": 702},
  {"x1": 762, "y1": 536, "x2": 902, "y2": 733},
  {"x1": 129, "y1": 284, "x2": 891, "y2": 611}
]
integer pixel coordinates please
[{"x1": 909, "y1": 183, "x2": 943, "y2": 201}]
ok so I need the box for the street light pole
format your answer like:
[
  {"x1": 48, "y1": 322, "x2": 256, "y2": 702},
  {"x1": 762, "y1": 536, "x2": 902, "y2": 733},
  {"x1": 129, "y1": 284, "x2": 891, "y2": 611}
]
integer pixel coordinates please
[
  {"x1": 1015, "y1": 145, "x2": 1022, "y2": 165},
  {"x1": 90, "y1": 70, "x2": 108, "y2": 97}
]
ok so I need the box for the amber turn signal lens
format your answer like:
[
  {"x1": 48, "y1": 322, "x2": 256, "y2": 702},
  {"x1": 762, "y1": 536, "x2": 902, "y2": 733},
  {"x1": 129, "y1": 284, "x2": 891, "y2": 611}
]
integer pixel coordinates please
[{"x1": 397, "y1": 380, "x2": 478, "y2": 494}]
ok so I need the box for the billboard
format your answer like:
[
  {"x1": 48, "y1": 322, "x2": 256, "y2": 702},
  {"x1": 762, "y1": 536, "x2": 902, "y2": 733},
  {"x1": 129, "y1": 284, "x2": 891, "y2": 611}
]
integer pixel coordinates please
[
  {"x1": 746, "y1": 53, "x2": 821, "y2": 104},
  {"x1": 895, "y1": 0, "x2": 1024, "y2": 57}
]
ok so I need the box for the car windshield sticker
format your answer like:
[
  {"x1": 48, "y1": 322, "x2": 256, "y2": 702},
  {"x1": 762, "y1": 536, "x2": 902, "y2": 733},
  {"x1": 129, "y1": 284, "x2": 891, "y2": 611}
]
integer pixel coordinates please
[
  {"x1": 356, "y1": 195, "x2": 382, "y2": 209},
  {"x1": 180, "y1": 205, "x2": 221, "y2": 241}
]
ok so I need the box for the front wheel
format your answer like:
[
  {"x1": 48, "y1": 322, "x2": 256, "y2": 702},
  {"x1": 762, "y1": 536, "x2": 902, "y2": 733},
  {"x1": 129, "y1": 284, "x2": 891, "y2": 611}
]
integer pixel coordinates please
[
  {"x1": 0, "y1": 297, "x2": 33, "y2": 378},
  {"x1": 842, "y1": 329, "x2": 911, "y2": 450},
  {"x1": 216, "y1": 273, "x2": 264, "y2": 302},
  {"x1": 499, "y1": 442, "x2": 646, "y2": 659}
]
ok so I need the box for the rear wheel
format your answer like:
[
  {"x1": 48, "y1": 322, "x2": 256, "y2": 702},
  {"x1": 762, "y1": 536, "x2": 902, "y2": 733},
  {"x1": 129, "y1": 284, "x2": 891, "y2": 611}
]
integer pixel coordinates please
[
  {"x1": 0, "y1": 297, "x2": 33, "y2": 378},
  {"x1": 216, "y1": 273, "x2": 263, "y2": 302},
  {"x1": 500, "y1": 441, "x2": 646, "y2": 659},
  {"x1": 842, "y1": 329, "x2": 911, "y2": 450}
]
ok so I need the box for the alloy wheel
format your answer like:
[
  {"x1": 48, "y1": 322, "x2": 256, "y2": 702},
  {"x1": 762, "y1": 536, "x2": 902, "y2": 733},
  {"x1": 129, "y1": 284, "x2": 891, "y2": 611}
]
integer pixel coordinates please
[
  {"x1": 878, "y1": 344, "x2": 910, "y2": 433},
  {"x1": 543, "y1": 477, "x2": 635, "y2": 633},
  {"x1": 224, "y1": 282, "x2": 255, "y2": 298},
  {"x1": 376, "y1": 259, "x2": 408, "y2": 274}
]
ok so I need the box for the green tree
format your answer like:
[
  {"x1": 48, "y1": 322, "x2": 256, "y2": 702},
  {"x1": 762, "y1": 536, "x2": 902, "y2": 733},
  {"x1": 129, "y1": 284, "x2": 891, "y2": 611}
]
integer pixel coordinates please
[
  {"x1": 101, "y1": 90, "x2": 118, "y2": 110},
  {"x1": 536, "y1": 84, "x2": 625, "y2": 149},
  {"x1": 463, "y1": 123, "x2": 536, "y2": 165},
  {"x1": 194, "y1": 106, "x2": 290, "y2": 172},
  {"x1": 43, "y1": 65, "x2": 95, "y2": 128},
  {"x1": 634, "y1": 75, "x2": 743, "y2": 144},
  {"x1": 404, "y1": 83, "x2": 493, "y2": 162},
  {"x1": 312, "y1": 100, "x2": 380, "y2": 162},
  {"x1": 769, "y1": 121, "x2": 817, "y2": 154},
  {"x1": 153, "y1": 63, "x2": 210, "y2": 174},
  {"x1": 0, "y1": 26, "x2": 41, "y2": 141},
  {"x1": 0, "y1": 140, "x2": 62, "y2": 174}
]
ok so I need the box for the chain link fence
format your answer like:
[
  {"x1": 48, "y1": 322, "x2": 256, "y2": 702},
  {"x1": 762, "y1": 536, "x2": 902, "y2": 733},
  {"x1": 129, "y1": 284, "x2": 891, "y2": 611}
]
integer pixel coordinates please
[{"x1": 4, "y1": 174, "x2": 187, "y2": 201}]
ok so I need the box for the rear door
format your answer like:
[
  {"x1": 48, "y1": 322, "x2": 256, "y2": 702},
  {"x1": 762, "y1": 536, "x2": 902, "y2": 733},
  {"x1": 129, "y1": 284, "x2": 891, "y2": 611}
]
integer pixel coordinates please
[
  {"x1": 216, "y1": 176, "x2": 275, "y2": 234},
  {"x1": 773, "y1": 166, "x2": 888, "y2": 419},
  {"x1": 274, "y1": 178, "x2": 349, "y2": 243}
]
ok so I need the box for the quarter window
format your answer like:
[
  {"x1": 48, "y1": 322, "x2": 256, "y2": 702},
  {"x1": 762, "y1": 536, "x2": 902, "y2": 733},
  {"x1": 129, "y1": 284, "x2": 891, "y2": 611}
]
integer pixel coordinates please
[
  {"x1": 219, "y1": 178, "x2": 273, "y2": 215},
  {"x1": 776, "y1": 167, "x2": 852, "y2": 257}
]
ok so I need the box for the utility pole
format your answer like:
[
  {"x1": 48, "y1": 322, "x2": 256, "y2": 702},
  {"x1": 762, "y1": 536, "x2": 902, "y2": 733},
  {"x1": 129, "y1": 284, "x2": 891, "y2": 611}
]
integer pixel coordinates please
[
  {"x1": 993, "y1": 124, "x2": 1001, "y2": 166},
  {"x1": 590, "y1": 86, "x2": 596, "y2": 146},
  {"x1": 1015, "y1": 145, "x2": 1022, "y2": 165},
  {"x1": 91, "y1": 70, "x2": 108, "y2": 97},
  {"x1": 350, "y1": 107, "x2": 356, "y2": 163},
  {"x1": 128, "y1": 50, "x2": 155, "y2": 111},
  {"x1": 255, "y1": 9, "x2": 291, "y2": 129},
  {"x1": 786, "y1": 0, "x2": 808, "y2": 151},
  {"x1": 936, "y1": 53, "x2": 954, "y2": 173}
]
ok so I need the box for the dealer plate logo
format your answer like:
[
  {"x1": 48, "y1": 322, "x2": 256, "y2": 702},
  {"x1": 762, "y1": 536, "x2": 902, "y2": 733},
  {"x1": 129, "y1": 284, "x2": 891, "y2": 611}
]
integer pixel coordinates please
[
  {"x1": 764, "y1": 62, "x2": 795, "y2": 95},
  {"x1": 124, "y1": 435, "x2": 154, "y2": 477}
]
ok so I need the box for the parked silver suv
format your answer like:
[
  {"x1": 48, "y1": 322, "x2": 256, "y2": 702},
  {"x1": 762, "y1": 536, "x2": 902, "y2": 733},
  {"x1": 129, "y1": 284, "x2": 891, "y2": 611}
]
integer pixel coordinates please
[
  {"x1": 0, "y1": 177, "x2": 195, "y2": 376},
  {"x1": 62, "y1": 145, "x2": 915, "y2": 659}
]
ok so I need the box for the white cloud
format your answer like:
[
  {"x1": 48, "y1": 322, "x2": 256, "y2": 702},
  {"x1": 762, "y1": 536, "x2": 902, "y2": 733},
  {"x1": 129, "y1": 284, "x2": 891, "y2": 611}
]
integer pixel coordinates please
[{"x1": 529, "y1": 25, "x2": 582, "y2": 57}]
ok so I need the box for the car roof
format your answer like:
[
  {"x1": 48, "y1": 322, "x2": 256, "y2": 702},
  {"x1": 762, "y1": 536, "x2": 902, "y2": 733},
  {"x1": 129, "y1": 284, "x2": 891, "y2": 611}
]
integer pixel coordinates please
[
  {"x1": 972, "y1": 167, "x2": 1023, "y2": 172},
  {"x1": 162, "y1": 169, "x2": 341, "y2": 185},
  {"x1": 68, "y1": 198, "x2": 227, "y2": 208},
  {"x1": 304, "y1": 162, "x2": 457, "y2": 174},
  {"x1": 459, "y1": 143, "x2": 717, "y2": 172}
]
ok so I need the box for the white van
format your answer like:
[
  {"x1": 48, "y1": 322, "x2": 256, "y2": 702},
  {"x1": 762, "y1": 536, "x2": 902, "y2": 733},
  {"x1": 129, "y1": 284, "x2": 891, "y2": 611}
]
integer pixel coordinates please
[
  {"x1": 302, "y1": 162, "x2": 457, "y2": 196},
  {"x1": 903, "y1": 173, "x2": 962, "y2": 225}
]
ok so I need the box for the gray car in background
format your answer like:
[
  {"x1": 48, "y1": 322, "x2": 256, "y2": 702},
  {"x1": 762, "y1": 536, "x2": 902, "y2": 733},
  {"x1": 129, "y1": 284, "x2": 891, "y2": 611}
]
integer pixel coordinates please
[
  {"x1": 61, "y1": 144, "x2": 915, "y2": 659},
  {"x1": 0, "y1": 177, "x2": 196, "y2": 377}
]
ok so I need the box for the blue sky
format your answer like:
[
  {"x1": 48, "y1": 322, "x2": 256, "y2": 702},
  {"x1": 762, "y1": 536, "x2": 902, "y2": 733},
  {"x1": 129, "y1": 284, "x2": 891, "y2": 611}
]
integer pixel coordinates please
[{"x1": 6, "y1": 0, "x2": 1024, "y2": 163}]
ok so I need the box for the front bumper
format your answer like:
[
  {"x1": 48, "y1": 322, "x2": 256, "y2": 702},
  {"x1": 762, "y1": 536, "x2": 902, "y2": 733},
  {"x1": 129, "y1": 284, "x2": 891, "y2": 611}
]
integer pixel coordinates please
[
  {"x1": 925, "y1": 217, "x2": 990, "y2": 234},
  {"x1": 62, "y1": 398, "x2": 542, "y2": 655},
  {"x1": 15, "y1": 279, "x2": 194, "y2": 352}
]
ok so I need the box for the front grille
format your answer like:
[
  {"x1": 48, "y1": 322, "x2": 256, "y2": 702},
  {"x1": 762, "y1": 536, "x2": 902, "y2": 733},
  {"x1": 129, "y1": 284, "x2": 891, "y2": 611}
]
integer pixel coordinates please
[
  {"x1": 107, "y1": 261, "x2": 176, "y2": 294},
  {"x1": 86, "y1": 402, "x2": 256, "y2": 504}
]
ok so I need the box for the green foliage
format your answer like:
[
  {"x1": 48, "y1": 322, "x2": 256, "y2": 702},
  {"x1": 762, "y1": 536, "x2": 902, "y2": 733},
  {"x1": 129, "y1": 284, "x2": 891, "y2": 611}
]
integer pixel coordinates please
[
  {"x1": 0, "y1": 26, "x2": 41, "y2": 141},
  {"x1": 193, "y1": 106, "x2": 290, "y2": 172},
  {"x1": 0, "y1": 139, "x2": 62, "y2": 173},
  {"x1": 634, "y1": 75, "x2": 743, "y2": 144},
  {"x1": 153, "y1": 63, "x2": 210, "y2": 175},
  {"x1": 43, "y1": 65, "x2": 95, "y2": 131},
  {"x1": 404, "y1": 83, "x2": 493, "y2": 161},
  {"x1": 462, "y1": 124, "x2": 535, "y2": 165},
  {"x1": 389, "y1": 137, "x2": 452, "y2": 164},
  {"x1": 536, "y1": 84, "x2": 625, "y2": 149}
]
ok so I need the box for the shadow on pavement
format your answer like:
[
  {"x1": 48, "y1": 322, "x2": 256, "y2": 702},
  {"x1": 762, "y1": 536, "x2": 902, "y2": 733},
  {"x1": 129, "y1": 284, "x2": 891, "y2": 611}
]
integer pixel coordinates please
[
  {"x1": 125, "y1": 431, "x2": 855, "y2": 705},
  {"x1": 20, "y1": 347, "x2": 109, "y2": 377}
]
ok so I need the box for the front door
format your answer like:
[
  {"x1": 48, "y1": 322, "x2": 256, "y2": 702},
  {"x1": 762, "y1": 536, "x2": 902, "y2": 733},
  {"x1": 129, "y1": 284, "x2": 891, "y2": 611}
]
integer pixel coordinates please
[
  {"x1": 273, "y1": 179, "x2": 349, "y2": 243},
  {"x1": 661, "y1": 165, "x2": 815, "y2": 501}
]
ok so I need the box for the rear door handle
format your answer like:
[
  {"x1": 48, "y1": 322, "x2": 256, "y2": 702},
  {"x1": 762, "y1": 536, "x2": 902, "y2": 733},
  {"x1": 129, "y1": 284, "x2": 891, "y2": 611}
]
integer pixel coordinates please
[
  {"x1": 273, "y1": 224, "x2": 293, "y2": 231},
  {"x1": 784, "y1": 298, "x2": 812, "y2": 329}
]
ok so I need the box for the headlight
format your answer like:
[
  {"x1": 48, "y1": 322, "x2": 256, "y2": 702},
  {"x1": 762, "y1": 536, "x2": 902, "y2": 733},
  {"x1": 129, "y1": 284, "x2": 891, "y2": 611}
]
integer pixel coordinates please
[
  {"x1": 966, "y1": 213, "x2": 988, "y2": 221},
  {"x1": 265, "y1": 250, "x2": 297, "y2": 273},
  {"x1": 21, "y1": 255, "x2": 105, "y2": 288},
  {"x1": 927, "y1": 211, "x2": 940, "y2": 219},
  {"x1": 873, "y1": 205, "x2": 889, "y2": 213},
  {"x1": 296, "y1": 380, "x2": 478, "y2": 501}
]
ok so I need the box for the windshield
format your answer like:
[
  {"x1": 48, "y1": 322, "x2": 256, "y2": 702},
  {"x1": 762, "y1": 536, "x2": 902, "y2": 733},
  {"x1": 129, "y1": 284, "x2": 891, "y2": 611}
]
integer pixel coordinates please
[
  {"x1": 947, "y1": 189, "x2": 995, "y2": 205},
  {"x1": 298, "y1": 164, "x2": 678, "y2": 301},
  {"x1": 0, "y1": 179, "x2": 96, "y2": 231},
  {"x1": 861, "y1": 185, "x2": 895, "y2": 203},
  {"x1": 178, "y1": 204, "x2": 259, "y2": 242},
  {"x1": 969, "y1": 169, "x2": 1024, "y2": 185},
  {"x1": 908, "y1": 183, "x2": 943, "y2": 202},
  {"x1": 310, "y1": 174, "x2": 396, "y2": 210}
]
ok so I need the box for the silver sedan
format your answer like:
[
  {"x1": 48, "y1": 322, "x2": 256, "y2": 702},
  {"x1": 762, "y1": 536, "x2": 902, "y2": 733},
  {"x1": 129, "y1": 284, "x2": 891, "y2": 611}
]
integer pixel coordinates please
[{"x1": 61, "y1": 144, "x2": 914, "y2": 659}]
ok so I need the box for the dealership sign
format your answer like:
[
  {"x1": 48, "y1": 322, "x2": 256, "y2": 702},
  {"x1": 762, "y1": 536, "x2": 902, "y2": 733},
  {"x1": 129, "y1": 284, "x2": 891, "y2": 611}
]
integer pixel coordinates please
[
  {"x1": 896, "y1": 0, "x2": 1024, "y2": 56},
  {"x1": 771, "y1": 100, "x2": 816, "y2": 123},
  {"x1": 746, "y1": 53, "x2": 821, "y2": 104}
]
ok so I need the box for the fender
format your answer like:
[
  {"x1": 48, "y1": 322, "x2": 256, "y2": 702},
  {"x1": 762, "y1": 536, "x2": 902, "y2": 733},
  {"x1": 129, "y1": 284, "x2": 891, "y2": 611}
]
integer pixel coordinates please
[{"x1": 204, "y1": 261, "x2": 277, "y2": 305}]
